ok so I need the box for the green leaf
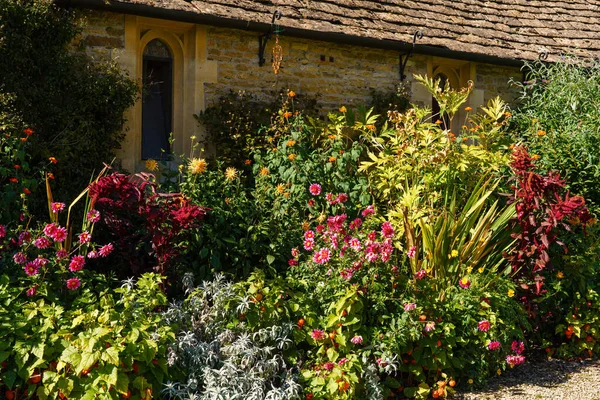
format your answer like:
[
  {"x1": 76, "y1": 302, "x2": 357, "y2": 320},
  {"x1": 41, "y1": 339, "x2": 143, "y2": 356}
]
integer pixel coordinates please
[
  {"x1": 102, "y1": 347, "x2": 120, "y2": 366},
  {"x1": 266, "y1": 255, "x2": 275, "y2": 265}
]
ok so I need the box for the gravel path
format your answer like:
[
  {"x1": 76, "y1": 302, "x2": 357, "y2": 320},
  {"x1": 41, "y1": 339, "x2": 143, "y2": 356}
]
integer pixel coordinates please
[{"x1": 455, "y1": 359, "x2": 600, "y2": 400}]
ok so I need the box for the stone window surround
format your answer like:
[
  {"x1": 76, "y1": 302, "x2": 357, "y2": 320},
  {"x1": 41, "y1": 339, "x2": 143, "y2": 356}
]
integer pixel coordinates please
[{"x1": 116, "y1": 16, "x2": 217, "y2": 172}]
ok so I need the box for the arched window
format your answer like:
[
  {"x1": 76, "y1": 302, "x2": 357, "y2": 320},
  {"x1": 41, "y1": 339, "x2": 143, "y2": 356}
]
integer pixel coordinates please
[{"x1": 142, "y1": 39, "x2": 173, "y2": 160}]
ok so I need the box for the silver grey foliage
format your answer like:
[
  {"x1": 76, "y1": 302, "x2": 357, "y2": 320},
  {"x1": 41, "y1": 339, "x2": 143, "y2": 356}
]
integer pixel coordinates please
[{"x1": 161, "y1": 274, "x2": 302, "y2": 400}]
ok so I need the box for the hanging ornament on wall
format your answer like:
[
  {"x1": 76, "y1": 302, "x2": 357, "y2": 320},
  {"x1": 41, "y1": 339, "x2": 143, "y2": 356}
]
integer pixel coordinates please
[{"x1": 272, "y1": 31, "x2": 283, "y2": 75}]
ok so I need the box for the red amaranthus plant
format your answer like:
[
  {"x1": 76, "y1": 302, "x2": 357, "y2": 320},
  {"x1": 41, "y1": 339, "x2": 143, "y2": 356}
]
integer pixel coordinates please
[
  {"x1": 88, "y1": 172, "x2": 207, "y2": 276},
  {"x1": 507, "y1": 146, "x2": 592, "y2": 296}
]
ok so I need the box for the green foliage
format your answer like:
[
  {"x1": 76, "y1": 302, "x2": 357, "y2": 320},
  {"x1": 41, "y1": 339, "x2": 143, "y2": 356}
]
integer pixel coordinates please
[
  {"x1": 176, "y1": 110, "x2": 372, "y2": 280},
  {"x1": 510, "y1": 58, "x2": 600, "y2": 213},
  {"x1": 194, "y1": 90, "x2": 320, "y2": 169},
  {"x1": 0, "y1": 0, "x2": 137, "y2": 215},
  {"x1": 0, "y1": 273, "x2": 175, "y2": 399}
]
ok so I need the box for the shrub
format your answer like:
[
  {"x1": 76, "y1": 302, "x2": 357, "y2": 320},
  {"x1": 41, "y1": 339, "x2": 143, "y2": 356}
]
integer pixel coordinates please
[
  {"x1": 0, "y1": 0, "x2": 137, "y2": 215},
  {"x1": 162, "y1": 273, "x2": 301, "y2": 399},
  {"x1": 510, "y1": 58, "x2": 600, "y2": 213},
  {"x1": 177, "y1": 108, "x2": 372, "y2": 279}
]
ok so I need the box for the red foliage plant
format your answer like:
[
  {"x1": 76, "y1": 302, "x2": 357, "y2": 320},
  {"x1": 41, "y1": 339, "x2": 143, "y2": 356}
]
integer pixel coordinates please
[
  {"x1": 88, "y1": 172, "x2": 206, "y2": 276},
  {"x1": 507, "y1": 146, "x2": 592, "y2": 296}
]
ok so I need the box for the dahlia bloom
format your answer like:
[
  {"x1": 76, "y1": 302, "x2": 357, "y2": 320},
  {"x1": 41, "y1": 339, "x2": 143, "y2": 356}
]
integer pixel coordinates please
[
  {"x1": 56, "y1": 250, "x2": 68, "y2": 259},
  {"x1": 52, "y1": 226, "x2": 67, "y2": 242},
  {"x1": 13, "y1": 252, "x2": 27, "y2": 265},
  {"x1": 87, "y1": 209, "x2": 101, "y2": 223},
  {"x1": 43, "y1": 223, "x2": 58, "y2": 238},
  {"x1": 323, "y1": 362, "x2": 335, "y2": 371},
  {"x1": 0, "y1": 225, "x2": 5, "y2": 238},
  {"x1": 459, "y1": 277, "x2": 471, "y2": 289},
  {"x1": 304, "y1": 230, "x2": 315, "y2": 240},
  {"x1": 488, "y1": 341, "x2": 501, "y2": 351},
  {"x1": 79, "y1": 231, "x2": 92, "y2": 244},
  {"x1": 98, "y1": 243, "x2": 114, "y2": 257},
  {"x1": 313, "y1": 248, "x2": 331, "y2": 265},
  {"x1": 288, "y1": 259, "x2": 298, "y2": 266},
  {"x1": 361, "y1": 205, "x2": 375, "y2": 217},
  {"x1": 69, "y1": 255, "x2": 85, "y2": 272},
  {"x1": 404, "y1": 303, "x2": 417, "y2": 312},
  {"x1": 26, "y1": 287, "x2": 37, "y2": 297},
  {"x1": 424, "y1": 322, "x2": 436, "y2": 332},
  {"x1": 478, "y1": 320, "x2": 491, "y2": 332},
  {"x1": 309, "y1": 183, "x2": 322, "y2": 196},
  {"x1": 350, "y1": 335, "x2": 363, "y2": 345},
  {"x1": 24, "y1": 262, "x2": 40, "y2": 276},
  {"x1": 34, "y1": 237, "x2": 51, "y2": 249},
  {"x1": 349, "y1": 238, "x2": 361, "y2": 251},
  {"x1": 407, "y1": 246, "x2": 417, "y2": 258},
  {"x1": 506, "y1": 354, "x2": 525, "y2": 367},
  {"x1": 511, "y1": 340, "x2": 525, "y2": 355},
  {"x1": 51, "y1": 202, "x2": 66, "y2": 214},
  {"x1": 66, "y1": 277, "x2": 81, "y2": 290},
  {"x1": 303, "y1": 239, "x2": 314, "y2": 251},
  {"x1": 87, "y1": 251, "x2": 98, "y2": 259},
  {"x1": 381, "y1": 221, "x2": 394, "y2": 238},
  {"x1": 311, "y1": 329, "x2": 326, "y2": 341},
  {"x1": 414, "y1": 270, "x2": 427, "y2": 280}
]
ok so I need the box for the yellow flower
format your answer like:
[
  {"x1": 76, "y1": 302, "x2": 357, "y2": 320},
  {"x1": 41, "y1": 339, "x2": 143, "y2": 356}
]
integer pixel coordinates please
[
  {"x1": 145, "y1": 159, "x2": 159, "y2": 172},
  {"x1": 504, "y1": 111, "x2": 512, "y2": 117},
  {"x1": 366, "y1": 124, "x2": 376, "y2": 131},
  {"x1": 283, "y1": 191, "x2": 291, "y2": 198},
  {"x1": 286, "y1": 139, "x2": 296, "y2": 147},
  {"x1": 276, "y1": 183, "x2": 286, "y2": 194},
  {"x1": 267, "y1": 137, "x2": 274, "y2": 142},
  {"x1": 224, "y1": 197, "x2": 231, "y2": 205},
  {"x1": 532, "y1": 118, "x2": 539, "y2": 123},
  {"x1": 288, "y1": 153, "x2": 297, "y2": 161},
  {"x1": 224, "y1": 167, "x2": 238, "y2": 181},
  {"x1": 557, "y1": 271, "x2": 565, "y2": 279},
  {"x1": 497, "y1": 369, "x2": 502, "y2": 376},
  {"x1": 537, "y1": 130, "x2": 546, "y2": 137},
  {"x1": 317, "y1": 214, "x2": 326, "y2": 223},
  {"x1": 435, "y1": 119, "x2": 443, "y2": 125},
  {"x1": 466, "y1": 266, "x2": 473, "y2": 274},
  {"x1": 468, "y1": 379, "x2": 473, "y2": 384},
  {"x1": 478, "y1": 267, "x2": 485, "y2": 273},
  {"x1": 302, "y1": 221, "x2": 310, "y2": 231},
  {"x1": 508, "y1": 289, "x2": 515, "y2": 297},
  {"x1": 339, "y1": 106, "x2": 347, "y2": 113},
  {"x1": 451, "y1": 249, "x2": 459, "y2": 258},
  {"x1": 189, "y1": 158, "x2": 207, "y2": 175},
  {"x1": 259, "y1": 167, "x2": 269, "y2": 176}
]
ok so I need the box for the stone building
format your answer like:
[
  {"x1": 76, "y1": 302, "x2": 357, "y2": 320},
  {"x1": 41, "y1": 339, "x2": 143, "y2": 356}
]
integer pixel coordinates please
[{"x1": 56, "y1": 0, "x2": 600, "y2": 171}]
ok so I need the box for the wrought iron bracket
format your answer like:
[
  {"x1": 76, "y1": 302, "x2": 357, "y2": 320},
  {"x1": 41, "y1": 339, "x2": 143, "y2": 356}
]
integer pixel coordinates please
[
  {"x1": 399, "y1": 31, "x2": 423, "y2": 81},
  {"x1": 258, "y1": 10, "x2": 283, "y2": 66},
  {"x1": 538, "y1": 49, "x2": 549, "y2": 62}
]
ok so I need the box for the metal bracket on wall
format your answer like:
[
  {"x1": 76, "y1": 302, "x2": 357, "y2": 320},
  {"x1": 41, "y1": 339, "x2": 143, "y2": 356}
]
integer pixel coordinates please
[
  {"x1": 258, "y1": 10, "x2": 283, "y2": 66},
  {"x1": 399, "y1": 31, "x2": 423, "y2": 81},
  {"x1": 538, "y1": 49, "x2": 549, "y2": 62}
]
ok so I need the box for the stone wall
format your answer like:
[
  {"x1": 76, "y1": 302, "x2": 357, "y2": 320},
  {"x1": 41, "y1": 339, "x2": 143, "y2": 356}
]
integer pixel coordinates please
[{"x1": 76, "y1": 10, "x2": 522, "y2": 113}]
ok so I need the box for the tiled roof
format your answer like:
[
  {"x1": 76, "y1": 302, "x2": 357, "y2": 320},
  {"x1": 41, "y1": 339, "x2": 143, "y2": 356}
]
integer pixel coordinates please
[{"x1": 74, "y1": 0, "x2": 600, "y2": 62}]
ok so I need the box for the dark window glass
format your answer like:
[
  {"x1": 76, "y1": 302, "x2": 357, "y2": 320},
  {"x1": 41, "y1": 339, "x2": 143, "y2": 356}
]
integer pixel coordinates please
[{"x1": 142, "y1": 39, "x2": 173, "y2": 160}]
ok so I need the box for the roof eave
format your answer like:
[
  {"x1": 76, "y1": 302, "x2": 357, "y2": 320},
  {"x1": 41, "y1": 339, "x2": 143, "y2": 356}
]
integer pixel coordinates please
[{"x1": 57, "y1": 0, "x2": 524, "y2": 68}]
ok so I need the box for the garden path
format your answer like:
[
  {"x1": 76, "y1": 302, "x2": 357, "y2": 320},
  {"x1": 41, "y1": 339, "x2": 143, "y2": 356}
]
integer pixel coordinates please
[{"x1": 456, "y1": 359, "x2": 600, "y2": 400}]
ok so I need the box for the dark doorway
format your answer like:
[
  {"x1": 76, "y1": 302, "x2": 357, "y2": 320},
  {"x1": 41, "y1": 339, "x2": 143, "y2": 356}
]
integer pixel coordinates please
[
  {"x1": 142, "y1": 39, "x2": 173, "y2": 160},
  {"x1": 432, "y1": 73, "x2": 450, "y2": 130}
]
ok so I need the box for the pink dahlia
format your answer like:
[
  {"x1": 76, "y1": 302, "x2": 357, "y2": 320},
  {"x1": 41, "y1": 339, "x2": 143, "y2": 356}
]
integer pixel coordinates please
[
  {"x1": 291, "y1": 247, "x2": 299, "y2": 257},
  {"x1": 56, "y1": 249, "x2": 68, "y2": 259},
  {"x1": 66, "y1": 277, "x2": 81, "y2": 290},
  {"x1": 52, "y1": 226, "x2": 67, "y2": 242},
  {"x1": 323, "y1": 362, "x2": 335, "y2": 371},
  {"x1": 407, "y1": 246, "x2": 417, "y2": 258},
  {"x1": 303, "y1": 239, "x2": 314, "y2": 251},
  {"x1": 288, "y1": 259, "x2": 298, "y2": 266},
  {"x1": 311, "y1": 329, "x2": 326, "y2": 341},
  {"x1": 478, "y1": 320, "x2": 491, "y2": 332},
  {"x1": 349, "y1": 238, "x2": 361, "y2": 251},
  {"x1": 34, "y1": 237, "x2": 51, "y2": 249},
  {"x1": 511, "y1": 340, "x2": 525, "y2": 355},
  {"x1": 488, "y1": 341, "x2": 501, "y2": 351},
  {"x1": 304, "y1": 230, "x2": 315, "y2": 240},
  {"x1": 414, "y1": 270, "x2": 427, "y2": 280},
  {"x1": 23, "y1": 262, "x2": 40, "y2": 276},
  {"x1": 43, "y1": 223, "x2": 58, "y2": 238},
  {"x1": 335, "y1": 193, "x2": 348, "y2": 204},
  {"x1": 424, "y1": 322, "x2": 436, "y2": 332},
  {"x1": 87, "y1": 250, "x2": 98, "y2": 259},
  {"x1": 404, "y1": 303, "x2": 417, "y2": 312},
  {"x1": 313, "y1": 248, "x2": 331, "y2": 265},
  {"x1": 78, "y1": 231, "x2": 92, "y2": 244},
  {"x1": 98, "y1": 243, "x2": 114, "y2": 257},
  {"x1": 349, "y1": 218, "x2": 362, "y2": 230},
  {"x1": 0, "y1": 224, "x2": 5, "y2": 238},
  {"x1": 69, "y1": 255, "x2": 85, "y2": 272},
  {"x1": 361, "y1": 205, "x2": 375, "y2": 218},
  {"x1": 33, "y1": 257, "x2": 48, "y2": 268},
  {"x1": 87, "y1": 209, "x2": 101, "y2": 223},
  {"x1": 381, "y1": 221, "x2": 394, "y2": 238},
  {"x1": 350, "y1": 335, "x2": 363, "y2": 345},
  {"x1": 26, "y1": 286, "x2": 37, "y2": 297},
  {"x1": 309, "y1": 183, "x2": 322, "y2": 196},
  {"x1": 506, "y1": 354, "x2": 525, "y2": 367},
  {"x1": 13, "y1": 252, "x2": 27, "y2": 265},
  {"x1": 51, "y1": 202, "x2": 66, "y2": 214}
]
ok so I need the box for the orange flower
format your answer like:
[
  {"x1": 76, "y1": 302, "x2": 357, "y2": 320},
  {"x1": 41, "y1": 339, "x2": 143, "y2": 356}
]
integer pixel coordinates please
[
  {"x1": 504, "y1": 111, "x2": 512, "y2": 117},
  {"x1": 20, "y1": 137, "x2": 27, "y2": 142},
  {"x1": 532, "y1": 154, "x2": 540, "y2": 160},
  {"x1": 328, "y1": 156, "x2": 337, "y2": 163},
  {"x1": 448, "y1": 132, "x2": 456, "y2": 141},
  {"x1": 9, "y1": 177, "x2": 18, "y2": 183},
  {"x1": 328, "y1": 134, "x2": 337, "y2": 140},
  {"x1": 244, "y1": 159, "x2": 252, "y2": 165},
  {"x1": 339, "y1": 150, "x2": 344, "y2": 154},
  {"x1": 47, "y1": 172, "x2": 55, "y2": 180},
  {"x1": 464, "y1": 106, "x2": 473, "y2": 112},
  {"x1": 288, "y1": 153, "x2": 297, "y2": 161},
  {"x1": 259, "y1": 167, "x2": 269, "y2": 176},
  {"x1": 302, "y1": 221, "x2": 310, "y2": 231},
  {"x1": 435, "y1": 119, "x2": 443, "y2": 125},
  {"x1": 23, "y1": 128, "x2": 33, "y2": 136},
  {"x1": 286, "y1": 139, "x2": 296, "y2": 147},
  {"x1": 462, "y1": 125, "x2": 468, "y2": 130},
  {"x1": 23, "y1": 188, "x2": 31, "y2": 195},
  {"x1": 49, "y1": 157, "x2": 57, "y2": 164},
  {"x1": 288, "y1": 90, "x2": 296, "y2": 98},
  {"x1": 537, "y1": 130, "x2": 546, "y2": 137},
  {"x1": 366, "y1": 124, "x2": 376, "y2": 131},
  {"x1": 339, "y1": 106, "x2": 347, "y2": 113},
  {"x1": 283, "y1": 111, "x2": 292, "y2": 119}
]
